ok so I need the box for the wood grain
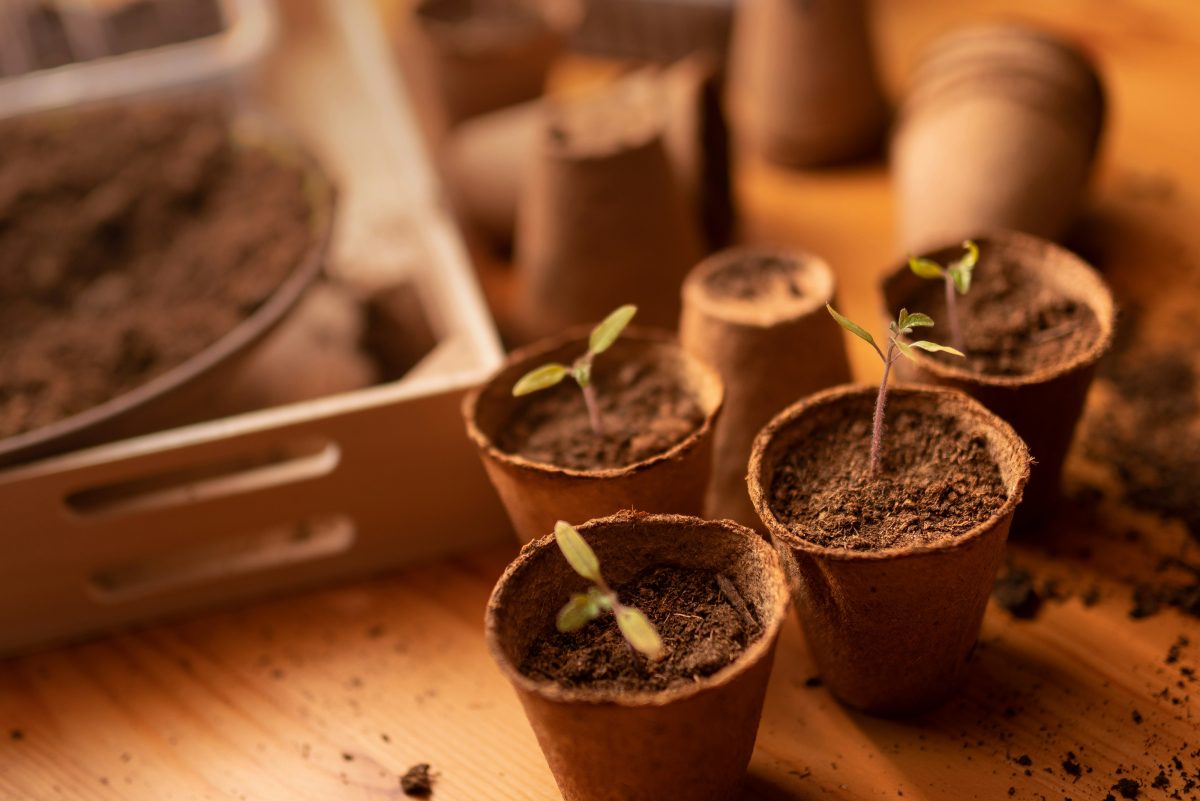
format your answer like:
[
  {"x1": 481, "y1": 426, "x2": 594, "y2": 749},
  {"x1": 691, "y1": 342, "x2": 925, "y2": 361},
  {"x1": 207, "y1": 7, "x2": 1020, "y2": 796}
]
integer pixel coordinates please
[{"x1": 4, "y1": 0, "x2": 1200, "y2": 799}]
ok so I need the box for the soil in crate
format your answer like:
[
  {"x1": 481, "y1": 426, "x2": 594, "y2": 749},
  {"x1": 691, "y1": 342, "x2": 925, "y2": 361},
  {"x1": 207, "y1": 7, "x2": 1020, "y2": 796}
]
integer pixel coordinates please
[
  {"x1": 769, "y1": 406, "x2": 1008, "y2": 550},
  {"x1": 0, "y1": 100, "x2": 315, "y2": 440},
  {"x1": 899, "y1": 253, "x2": 1101, "y2": 377},
  {"x1": 496, "y1": 353, "x2": 705, "y2": 470},
  {"x1": 520, "y1": 565, "x2": 762, "y2": 691}
]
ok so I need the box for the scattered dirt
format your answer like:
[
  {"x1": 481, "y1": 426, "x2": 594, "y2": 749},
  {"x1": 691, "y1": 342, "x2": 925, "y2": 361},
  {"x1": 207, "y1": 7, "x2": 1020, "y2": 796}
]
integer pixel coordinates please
[
  {"x1": 0, "y1": 99, "x2": 316, "y2": 440},
  {"x1": 768, "y1": 406, "x2": 1008, "y2": 550},
  {"x1": 497, "y1": 352, "x2": 705, "y2": 470},
  {"x1": 993, "y1": 567, "x2": 1043, "y2": 620},
  {"x1": 520, "y1": 565, "x2": 762, "y2": 692},
  {"x1": 899, "y1": 252, "x2": 1101, "y2": 376},
  {"x1": 400, "y1": 763, "x2": 433, "y2": 797}
]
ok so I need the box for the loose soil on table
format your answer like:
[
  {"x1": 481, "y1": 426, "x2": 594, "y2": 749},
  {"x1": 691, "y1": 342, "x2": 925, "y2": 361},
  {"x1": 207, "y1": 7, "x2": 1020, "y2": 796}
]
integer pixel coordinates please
[
  {"x1": 496, "y1": 353, "x2": 705, "y2": 470},
  {"x1": 769, "y1": 407, "x2": 1008, "y2": 550},
  {"x1": 520, "y1": 565, "x2": 762, "y2": 692},
  {"x1": 0, "y1": 100, "x2": 316, "y2": 440},
  {"x1": 899, "y1": 253, "x2": 1101, "y2": 376},
  {"x1": 703, "y1": 253, "x2": 810, "y2": 304}
]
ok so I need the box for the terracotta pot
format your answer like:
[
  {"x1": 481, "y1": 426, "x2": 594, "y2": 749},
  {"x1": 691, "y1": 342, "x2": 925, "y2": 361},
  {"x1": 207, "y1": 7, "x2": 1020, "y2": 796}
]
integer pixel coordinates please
[
  {"x1": 880, "y1": 232, "x2": 1116, "y2": 530},
  {"x1": 728, "y1": 0, "x2": 888, "y2": 167},
  {"x1": 748, "y1": 385, "x2": 1031, "y2": 715},
  {"x1": 399, "y1": 0, "x2": 581, "y2": 132},
  {"x1": 446, "y1": 56, "x2": 732, "y2": 254},
  {"x1": 514, "y1": 84, "x2": 703, "y2": 338},
  {"x1": 679, "y1": 246, "x2": 850, "y2": 527},
  {"x1": 892, "y1": 24, "x2": 1105, "y2": 252},
  {"x1": 485, "y1": 511, "x2": 789, "y2": 801},
  {"x1": 463, "y1": 328, "x2": 723, "y2": 544}
]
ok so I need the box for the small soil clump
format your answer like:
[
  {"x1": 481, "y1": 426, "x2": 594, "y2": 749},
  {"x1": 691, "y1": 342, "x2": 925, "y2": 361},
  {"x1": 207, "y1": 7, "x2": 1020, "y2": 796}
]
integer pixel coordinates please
[
  {"x1": 0, "y1": 99, "x2": 316, "y2": 440},
  {"x1": 769, "y1": 406, "x2": 1007, "y2": 550},
  {"x1": 993, "y1": 567, "x2": 1043, "y2": 620},
  {"x1": 497, "y1": 354, "x2": 705, "y2": 470},
  {"x1": 899, "y1": 253, "x2": 1100, "y2": 376},
  {"x1": 520, "y1": 565, "x2": 762, "y2": 692},
  {"x1": 400, "y1": 763, "x2": 433, "y2": 797}
]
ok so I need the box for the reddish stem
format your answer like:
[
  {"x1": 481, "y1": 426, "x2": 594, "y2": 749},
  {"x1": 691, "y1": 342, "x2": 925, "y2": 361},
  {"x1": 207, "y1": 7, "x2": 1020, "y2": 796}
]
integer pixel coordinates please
[
  {"x1": 582, "y1": 383, "x2": 605, "y2": 437},
  {"x1": 869, "y1": 344, "x2": 896, "y2": 477},
  {"x1": 944, "y1": 274, "x2": 964, "y2": 353}
]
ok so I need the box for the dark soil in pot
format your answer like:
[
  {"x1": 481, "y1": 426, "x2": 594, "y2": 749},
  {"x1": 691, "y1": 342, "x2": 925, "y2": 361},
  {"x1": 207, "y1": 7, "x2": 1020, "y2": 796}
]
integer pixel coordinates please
[
  {"x1": 893, "y1": 248, "x2": 1102, "y2": 377},
  {"x1": 521, "y1": 565, "x2": 763, "y2": 691},
  {"x1": 768, "y1": 406, "x2": 1008, "y2": 550},
  {"x1": 496, "y1": 353, "x2": 705, "y2": 470},
  {"x1": 0, "y1": 99, "x2": 317, "y2": 440}
]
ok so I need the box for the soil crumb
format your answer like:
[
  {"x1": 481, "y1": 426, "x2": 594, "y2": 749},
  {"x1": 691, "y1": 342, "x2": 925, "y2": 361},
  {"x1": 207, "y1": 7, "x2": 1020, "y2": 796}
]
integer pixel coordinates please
[
  {"x1": 769, "y1": 406, "x2": 1008, "y2": 550},
  {"x1": 899, "y1": 251, "x2": 1101, "y2": 376},
  {"x1": 498, "y1": 352, "x2": 705, "y2": 470},
  {"x1": 400, "y1": 763, "x2": 433, "y2": 797},
  {"x1": 0, "y1": 99, "x2": 316, "y2": 440},
  {"x1": 993, "y1": 567, "x2": 1043, "y2": 620},
  {"x1": 520, "y1": 565, "x2": 761, "y2": 692}
]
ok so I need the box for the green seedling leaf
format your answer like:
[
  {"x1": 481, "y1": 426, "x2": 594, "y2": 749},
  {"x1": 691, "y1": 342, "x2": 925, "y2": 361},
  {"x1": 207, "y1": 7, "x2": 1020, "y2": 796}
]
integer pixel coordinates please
[
  {"x1": 908, "y1": 256, "x2": 944, "y2": 279},
  {"x1": 826, "y1": 304, "x2": 877, "y2": 351},
  {"x1": 589, "y1": 305, "x2": 637, "y2": 355},
  {"x1": 948, "y1": 240, "x2": 979, "y2": 294},
  {"x1": 587, "y1": 585, "x2": 613, "y2": 611},
  {"x1": 557, "y1": 593, "x2": 602, "y2": 632},
  {"x1": 910, "y1": 340, "x2": 965, "y2": 357},
  {"x1": 571, "y1": 359, "x2": 591, "y2": 388},
  {"x1": 893, "y1": 338, "x2": 916, "y2": 362},
  {"x1": 554, "y1": 521, "x2": 601, "y2": 583},
  {"x1": 513, "y1": 363, "x2": 569, "y2": 396},
  {"x1": 615, "y1": 606, "x2": 664, "y2": 659},
  {"x1": 903, "y1": 311, "x2": 934, "y2": 329}
]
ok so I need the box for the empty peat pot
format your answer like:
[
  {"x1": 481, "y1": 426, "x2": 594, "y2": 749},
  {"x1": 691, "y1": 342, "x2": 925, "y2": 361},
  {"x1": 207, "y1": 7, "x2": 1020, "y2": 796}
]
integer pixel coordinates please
[
  {"x1": 893, "y1": 24, "x2": 1105, "y2": 252},
  {"x1": 445, "y1": 55, "x2": 734, "y2": 253},
  {"x1": 401, "y1": 0, "x2": 581, "y2": 130},
  {"x1": 514, "y1": 77, "x2": 703, "y2": 338},
  {"x1": 881, "y1": 232, "x2": 1116, "y2": 529},
  {"x1": 485, "y1": 511, "x2": 789, "y2": 801},
  {"x1": 463, "y1": 328, "x2": 723, "y2": 543},
  {"x1": 749, "y1": 385, "x2": 1030, "y2": 715},
  {"x1": 680, "y1": 246, "x2": 851, "y2": 527},
  {"x1": 728, "y1": 0, "x2": 888, "y2": 167}
]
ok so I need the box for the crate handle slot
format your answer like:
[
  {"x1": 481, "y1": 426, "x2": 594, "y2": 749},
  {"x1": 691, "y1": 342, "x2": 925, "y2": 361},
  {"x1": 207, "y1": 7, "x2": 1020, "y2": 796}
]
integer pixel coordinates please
[
  {"x1": 87, "y1": 514, "x2": 356, "y2": 604},
  {"x1": 64, "y1": 438, "x2": 340, "y2": 519}
]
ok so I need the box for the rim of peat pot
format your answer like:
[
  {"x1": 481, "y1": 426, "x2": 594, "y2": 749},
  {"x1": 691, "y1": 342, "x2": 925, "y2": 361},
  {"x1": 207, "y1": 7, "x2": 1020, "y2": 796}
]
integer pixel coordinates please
[
  {"x1": 748, "y1": 383, "x2": 1031, "y2": 562},
  {"x1": 880, "y1": 231, "x2": 1116, "y2": 389},
  {"x1": 483, "y1": 510, "x2": 789, "y2": 706},
  {"x1": 0, "y1": 107, "x2": 336, "y2": 468},
  {"x1": 462, "y1": 326, "x2": 724, "y2": 482},
  {"x1": 682, "y1": 245, "x2": 836, "y2": 327}
]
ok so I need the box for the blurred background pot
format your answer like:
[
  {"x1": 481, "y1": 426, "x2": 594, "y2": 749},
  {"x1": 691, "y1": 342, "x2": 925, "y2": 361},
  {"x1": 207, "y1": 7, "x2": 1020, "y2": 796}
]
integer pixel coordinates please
[
  {"x1": 892, "y1": 24, "x2": 1105, "y2": 253},
  {"x1": 485, "y1": 511, "x2": 788, "y2": 801}
]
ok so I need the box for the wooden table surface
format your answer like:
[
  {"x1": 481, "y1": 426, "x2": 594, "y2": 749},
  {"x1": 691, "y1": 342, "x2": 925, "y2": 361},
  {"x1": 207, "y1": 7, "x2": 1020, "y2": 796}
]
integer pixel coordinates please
[{"x1": 4, "y1": 1, "x2": 1200, "y2": 799}]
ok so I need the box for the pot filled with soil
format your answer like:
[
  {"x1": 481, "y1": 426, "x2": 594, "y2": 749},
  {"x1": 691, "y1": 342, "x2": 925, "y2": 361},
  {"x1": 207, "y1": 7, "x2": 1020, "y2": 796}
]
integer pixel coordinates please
[
  {"x1": 485, "y1": 511, "x2": 789, "y2": 801},
  {"x1": 749, "y1": 384, "x2": 1030, "y2": 714},
  {"x1": 514, "y1": 74, "x2": 702, "y2": 339},
  {"x1": 881, "y1": 232, "x2": 1116, "y2": 528},
  {"x1": 0, "y1": 97, "x2": 335, "y2": 466},
  {"x1": 728, "y1": 0, "x2": 888, "y2": 167},
  {"x1": 680, "y1": 246, "x2": 850, "y2": 527},
  {"x1": 400, "y1": 0, "x2": 581, "y2": 132},
  {"x1": 892, "y1": 24, "x2": 1105, "y2": 252},
  {"x1": 463, "y1": 314, "x2": 722, "y2": 544}
]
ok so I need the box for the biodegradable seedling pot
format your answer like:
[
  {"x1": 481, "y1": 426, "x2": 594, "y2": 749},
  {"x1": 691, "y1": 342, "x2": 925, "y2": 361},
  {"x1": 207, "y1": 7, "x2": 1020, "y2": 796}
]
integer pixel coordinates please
[
  {"x1": 749, "y1": 385, "x2": 1030, "y2": 715},
  {"x1": 513, "y1": 77, "x2": 703, "y2": 339},
  {"x1": 892, "y1": 24, "x2": 1105, "y2": 252},
  {"x1": 463, "y1": 328, "x2": 723, "y2": 543},
  {"x1": 728, "y1": 0, "x2": 888, "y2": 167},
  {"x1": 485, "y1": 511, "x2": 789, "y2": 801},
  {"x1": 444, "y1": 55, "x2": 734, "y2": 252},
  {"x1": 882, "y1": 232, "x2": 1115, "y2": 529},
  {"x1": 680, "y1": 246, "x2": 851, "y2": 527},
  {"x1": 400, "y1": 0, "x2": 581, "y2": 132}
]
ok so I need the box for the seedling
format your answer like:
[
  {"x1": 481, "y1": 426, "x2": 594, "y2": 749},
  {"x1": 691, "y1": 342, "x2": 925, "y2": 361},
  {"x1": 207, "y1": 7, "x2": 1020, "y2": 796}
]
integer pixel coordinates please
[
  {"x1": 512, "y1": 304, "x2": 637, "y2": 436},
  {"x1": 907, "y1": 240, "x2": 979, "y2": 353},
  {"x1": 826, "y1": 305, "x2": 964, "y2": 477},
  {"x1": 552, "y1": 520, "x2": 664, "y2": 659}
]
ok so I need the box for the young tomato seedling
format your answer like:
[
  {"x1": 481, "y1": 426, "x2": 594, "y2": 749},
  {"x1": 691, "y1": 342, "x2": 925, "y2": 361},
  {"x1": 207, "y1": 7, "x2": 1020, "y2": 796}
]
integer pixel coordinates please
[
  {"x1": 511, "y1": 304, "x2": 637, "y2": 436},
  {"x1": 552, "y1": 520, "x2": 664, "y2": 659},
  {"x1": 826, "y1": 304, "x2": 964, "y2": 477},
  {"x1": 907, "y1": 240, "x2": 979, "y2": 353}
]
